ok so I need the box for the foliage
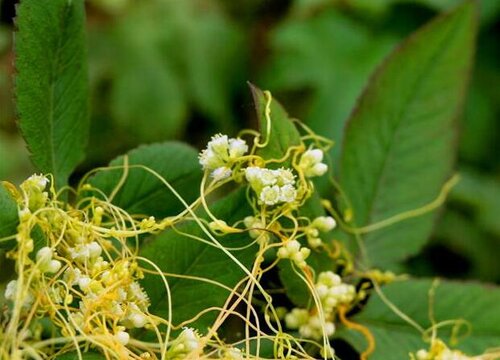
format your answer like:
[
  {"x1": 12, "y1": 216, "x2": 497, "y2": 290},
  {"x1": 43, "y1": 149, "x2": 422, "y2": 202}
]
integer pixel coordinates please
[{"x1": 0, "y1": 0, "x2": 498, "y2": 359}]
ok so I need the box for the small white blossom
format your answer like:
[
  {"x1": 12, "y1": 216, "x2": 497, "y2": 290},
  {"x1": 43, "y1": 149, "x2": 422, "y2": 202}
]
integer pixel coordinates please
[
  {"x1": 199, "y1": 134, "x2": 248, "y2": 180},
  {"x1": 312, "y1": 216, "x2": 336, "y2": 232},
  {"x1": 279, "y1": 184, "x2": 297, "y2": 203},
  {"x1": 277, "y1": 240, "x2": 310, "y2": 267},
  {"x1": 284, "y1": 308, "x2": 309, "y2": 329},
  {"x1": 299, "y1": 148, "x2": 328, "y2": 177},
  {"x1": 228, "y1": 138, "x2": 248, "y2": 158},
  {"x1": 116, "y1": 330, "x2": 130, "y2": 345},
  {"x1": 285, "y1": 308, "x2": 335, "y2": 340},
  {"x1": 177, "y1": 328, "x2": 200, "y2": 352},
  {"x1": 211, "y1": 166, "x2": 233, "y2": 181},
  {"x1": 5, "y1": 280, "x2": 17, "y2": 300},
  {"x1": 315, "y1": 271, "x2": 355, "y2": 312},
  {"x1": 36, "y1": 247, "x2": 62, "y2": 274},
  {"x1": 260, "y1": 185, "x2": 281, "y2": 205},
  {"x1": 27, "y1": 174, "x2": 49, "y2": 190}
]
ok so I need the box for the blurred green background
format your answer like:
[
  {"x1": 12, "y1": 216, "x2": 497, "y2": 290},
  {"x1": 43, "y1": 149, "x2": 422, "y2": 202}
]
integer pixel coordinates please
[{"x1": 0, "y1": 0, "x2": 498, "y2": 282}]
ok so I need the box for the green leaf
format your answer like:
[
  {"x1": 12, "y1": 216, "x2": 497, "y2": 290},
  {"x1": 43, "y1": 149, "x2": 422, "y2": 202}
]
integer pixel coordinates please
[
  {"x1": 15, "y1": 0, "x2": 89, "y2": 188},
  {"x1": 109, "y1": 12, "x2": 187, "y2": 142},
  {"x1": 261, "y1": 10, "x2": 396, "y2": 162},
  {"x1": 250, "y1": 84, "x2": 302, "y2": 166},
  {"x1": 338, "y1": 279, "x2": 500, "y2": 359},
  {"x1": 89, "y1": 142, "x2": 202, "y2": 218},
  {"x1": 339, "y1": 2, "x2": 477, "y2": 268},
  {"x1": 0, "y1": 183, "x2": 18, "y2": 248},
  {"x1": 140, "y1": 188, "x2": 257, "y2": 331}
]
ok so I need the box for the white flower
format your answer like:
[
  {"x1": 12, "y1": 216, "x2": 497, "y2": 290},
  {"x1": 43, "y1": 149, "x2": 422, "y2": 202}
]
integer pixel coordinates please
[
  {"x1": 315, "y1": 271, "x2": 355, "y2": 312},
  {"x1": 225, "y1": 347, "x2": 244, "y2": 360},
  {"x1": 312, "y1": 216, "x2": 336, "y2": 232},
  {"x1": 116, "y1": 330, "x2": 130, "y2": 345},
  {"x1": 309, "y1": 163, "x2": 328, "y2": 177},
  {"x1": 78, "y1": 276, "x2": 91, "y2": 292},
  {"x1": 36, "y1": 247, "x2": 53, "y2": 264},
  {"x1": 279, "y1": 184, "x2": 297, "y2": 203},
  {"x1": 299, "y1": 148, "x2": 328, "y2": 178},
  {"x1": 276, "y1": 168, "x2": 295, "y2": 185},
  {"x1": 199, "y1": 134, "x2": 247, "y2": 172},
  {"x1": 128, "y1": 312, "x2": 147, "y2": 328},
  {"x1": 284, "y1": 308, "x2": 309, "y2": 329},
  {"x1": 178, "y1": 328, "x2": 200, "y2": 352},
  {"x1": 299, "y1": 314, "x2": 335, "y2": 340},
  {"x1": 5, "y1": 280, "x2": 17, "y2": 300},
  {"x1": 260, "y1": 185, "x2": 281, "y2": 205},
  {"x1": 211, "y1": 166, "x2": 232, "y2": 181},
  {"x1": 277, "y1": 240, "x2": 310, "y2": 267},
  {"x1": 36, "y1": 247, "x2": 62, "y2": 274},
  {"x1": 244, "y1": 167, "x2": 262, "y2": 184},
  {"x1": 260, "y1": 169, "x2": 278, "y2": 186},
  {"x1": 228, "y1": 138, "x2": 248, "y2": 158},
  {"x1": 301, "y1": 149, "x2": 323, "y2": 165},
  {"x1": 27, "y1": 174, "x2": 49, "y2": 190},
  {"x1": 308, "y1": 237, "x2": 322, "y2": 248}
]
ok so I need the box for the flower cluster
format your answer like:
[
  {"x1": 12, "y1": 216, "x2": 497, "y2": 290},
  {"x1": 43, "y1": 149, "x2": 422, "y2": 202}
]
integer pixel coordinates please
[
  {"x1": 3, "y1": 174, "x2": 155, "y2": 358},
  {"x1": 306, "y1": 216, "x2": 337, "y2": 248},
  {"x1": 298, "y1": 149, "x2": 328, "y2": 178},
  {"x1": 284, "y1": 308, "x2": 335, "y2": 341},
  {"x1": 245, "y1": 166, "x2": 297, "y2": 206},
  {"x1": 36, "y1": 246, "x2": 62, "y2": 274},
  {"x1": 167, "y1": 328, "x2": 202, "y2": 359},
  {"x1": 199, "y1": 134, "x2": 248, "y2": 181},
  {"x1": 411, "y1": 339, "x2": 479, "y2": 360},
  {"x1": 277, "y1": 239, "x2": 310, "y2": 268},
  {"x1": 284, "y1": 271, "x2": 356, "y2": 341},
  {"x1": 19, "y1": 174, "x2": 49, "y2": 211}
]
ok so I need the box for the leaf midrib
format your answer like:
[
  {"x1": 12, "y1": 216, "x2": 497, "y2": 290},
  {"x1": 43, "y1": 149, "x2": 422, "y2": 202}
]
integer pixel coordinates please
[
  {"x1": 47, "y1": 2, "x2": 71, "y2": 178},
  {"x1": 361, "y1": 16, "x2": 460, "y2": 232}
]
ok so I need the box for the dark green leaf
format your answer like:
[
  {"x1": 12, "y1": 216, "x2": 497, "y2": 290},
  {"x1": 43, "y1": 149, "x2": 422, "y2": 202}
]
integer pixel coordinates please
[
  {"x1": 339, "y1": 2, "x2": 477, "y2": 268},
  {"x1": 89, "y1": 142, "x2": 202, "y2": 219},
  {"x1": 15, "y1": 0, "x2": 89, "y2": 188},
  {"x1": 250, "y1": 84, "x2": 302, "y2": 166},
  {"x1": 140, "y1": 188, "x2": 257, "y2": 331},
  {"x1": 0, "y1": 183, "x2": 18, "y2": 249},
  {"x1": 338, "y1": 279, "x2": 500, "y2": 359},
  {"x1": 261, "y1": 10, "x2": 396, "y2": 162}
]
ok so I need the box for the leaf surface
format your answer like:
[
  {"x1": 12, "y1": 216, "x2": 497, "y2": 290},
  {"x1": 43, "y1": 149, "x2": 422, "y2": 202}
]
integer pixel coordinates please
[
  {"x1": 338, "y1": 279, "x2": 500, "y2": 359},
  {"x1": 89, "y1": 142, "x2": 202, "y2": 218},
  {"x1": 250, "y1": 84, "x2": 302, "y2": 167},
  {"x1": 339, "y1": 2, "x2": 477, "y2": 268},
  {"x1": 15, "y1": 0, "x2": 89, "y2": 188},
  {"x1": 0, "y1": 183, "x2": 18, "y2": 248},
  {"x1": 140, "y1": 189, "x2": 257, "y2": 331}
]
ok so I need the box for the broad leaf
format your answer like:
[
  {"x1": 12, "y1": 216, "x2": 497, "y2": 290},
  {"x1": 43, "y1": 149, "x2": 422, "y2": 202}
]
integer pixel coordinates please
[
  {"x1": 89, "y1": 142, "x2": 202, "y2": 219},
  {"x1": 261, "y1": 9, "x2": 396, "y2": 162},
  {"x1": 15, "y1": 0, "x2": 89, "y2": 188},
  {"x1": 339, "y1": 2, "x2": 477, "y2": 268},
  {"x1": 338, "y1": 279, "x2": 500, "y2": 359},
  {"x1": 250, "y1": 84, "x2": 302, "y2": 166},
  {"x1": 0, "y1": 183, "x2": 18, "y2": 248},
  {"x1": 140, "y1": 188, "x2": 257, "y2": 331}
]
